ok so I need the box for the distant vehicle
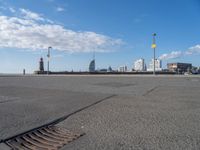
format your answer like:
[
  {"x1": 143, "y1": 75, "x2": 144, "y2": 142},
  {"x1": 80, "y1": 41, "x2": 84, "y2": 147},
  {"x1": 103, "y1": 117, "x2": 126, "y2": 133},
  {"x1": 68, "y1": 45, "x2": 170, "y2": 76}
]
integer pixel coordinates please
[
  {"x1": 184, "y1": 72, "x2": 192, "y2": 75},
  {"x1": 191, "y1": 70, "x2": 199, "y2": 75}
]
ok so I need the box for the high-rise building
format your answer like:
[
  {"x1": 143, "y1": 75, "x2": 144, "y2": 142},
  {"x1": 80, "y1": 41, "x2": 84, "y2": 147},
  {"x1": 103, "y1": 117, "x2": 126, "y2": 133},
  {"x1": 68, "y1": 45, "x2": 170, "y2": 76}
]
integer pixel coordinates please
[
  {"x1": 89, "y1": 59, "x2": 95, "y2": 72},
  {"x1": 118, "y1": 66, "x2": 128, "y2": 72},
  {"x1": 39, "y1": 57, "x2": 44, "y2": 71},
  {"x1": 107, "y1": 66, "x2": 113, "y2": 72},
  {"x1": 147, "y1": 59, "x2": 162, "y2": 71},
  {"x1": 134, "y1": 58, "x2": 145, "y2": 71}
]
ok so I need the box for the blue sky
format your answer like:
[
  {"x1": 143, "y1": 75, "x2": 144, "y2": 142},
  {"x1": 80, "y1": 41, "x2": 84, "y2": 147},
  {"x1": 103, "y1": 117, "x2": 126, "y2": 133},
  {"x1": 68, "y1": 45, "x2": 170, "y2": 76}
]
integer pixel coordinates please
[{"x1": 0, "y1": 0, "x2": 200, "y2": 73}]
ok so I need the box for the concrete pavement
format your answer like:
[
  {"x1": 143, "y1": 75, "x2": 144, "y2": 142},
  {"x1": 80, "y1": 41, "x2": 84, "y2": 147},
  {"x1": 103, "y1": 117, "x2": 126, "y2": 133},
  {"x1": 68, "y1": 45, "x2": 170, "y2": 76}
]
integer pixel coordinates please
[{"x1": 0, "y1": 75, "x2": 200, "y2": 149}]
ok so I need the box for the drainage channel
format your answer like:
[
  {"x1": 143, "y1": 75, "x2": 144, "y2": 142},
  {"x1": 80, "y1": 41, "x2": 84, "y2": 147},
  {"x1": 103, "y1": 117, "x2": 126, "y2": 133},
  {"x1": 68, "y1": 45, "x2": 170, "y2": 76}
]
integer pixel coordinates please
[
  {"x1": 6, "y1": 126, "x2": 84, "y2": 150},
  {"x1": 1, "y1": 94, "x2": 116, "y2": 150}
]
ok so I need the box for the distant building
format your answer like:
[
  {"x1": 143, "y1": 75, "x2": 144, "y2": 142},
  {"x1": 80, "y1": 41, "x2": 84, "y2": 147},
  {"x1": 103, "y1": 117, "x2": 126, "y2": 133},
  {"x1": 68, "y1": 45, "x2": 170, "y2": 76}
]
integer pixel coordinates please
[
  {"x1": 144, "y1": 64, "x2": 147, "y2": 71},
  {"x1": 147, "y1": 59, "x2": 162, "y2": 71},
  {"x1": 89, "y1": 59, "x2": 95, "y2": 72},
  {"x1": 23, "y1": 69, "x2": 26, "y2": 75},
  {"x1": 134, "y1": 58, "x2": 145, "y2": 71},
  {"x1": 39, "y1": 57, "x2": 44, "y2": 71},
  {"x1": 118, "y1": 66, "x2": 127, "y2": 72},
  {"x1": 107, "y1": 66, "x2": 113, "y2": 72},
  {"x1": 167, "y1": 63, "x2": 192, "y2": 74},
  {"x1": 96, "y1": 66, "x2": 114, "y2": 72},
  {"x1": 99, "y1": 69, "x2": 107, "y2": 72}
]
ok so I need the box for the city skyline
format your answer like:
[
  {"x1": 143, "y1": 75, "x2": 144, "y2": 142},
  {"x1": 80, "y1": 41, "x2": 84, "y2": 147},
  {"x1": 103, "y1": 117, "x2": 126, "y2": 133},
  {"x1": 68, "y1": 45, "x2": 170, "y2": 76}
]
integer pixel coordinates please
[{"x1": 0, "y1": 0, "x2": 200, "y2": 73}]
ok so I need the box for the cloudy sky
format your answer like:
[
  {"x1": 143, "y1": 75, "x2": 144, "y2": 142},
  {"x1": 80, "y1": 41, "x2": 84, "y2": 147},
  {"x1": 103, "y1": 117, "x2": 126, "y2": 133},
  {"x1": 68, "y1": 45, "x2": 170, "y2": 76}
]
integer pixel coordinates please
[{"x1": 0, "y1": 0, "x2": 200, "y2": 73}]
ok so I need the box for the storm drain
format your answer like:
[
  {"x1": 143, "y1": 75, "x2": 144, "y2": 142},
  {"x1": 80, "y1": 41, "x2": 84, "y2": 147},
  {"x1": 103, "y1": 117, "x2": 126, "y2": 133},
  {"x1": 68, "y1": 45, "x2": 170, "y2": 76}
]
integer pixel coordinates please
[{"x1": 5, "y1": 126, "x2": 84, "y2": 150}]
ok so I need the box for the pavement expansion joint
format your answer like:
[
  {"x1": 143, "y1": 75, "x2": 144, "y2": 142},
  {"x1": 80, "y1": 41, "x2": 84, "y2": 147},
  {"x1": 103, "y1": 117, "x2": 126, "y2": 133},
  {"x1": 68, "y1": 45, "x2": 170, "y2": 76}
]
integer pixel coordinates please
[
  {"x1": 5, "y1": 125, "x2": 85, "y2": 150},
  {"x1": 0, "y1": 96, "x2": 20, "y2": 104},
  {"x1": 142, "y1": 86, "x2": 159, "y2": 96}
]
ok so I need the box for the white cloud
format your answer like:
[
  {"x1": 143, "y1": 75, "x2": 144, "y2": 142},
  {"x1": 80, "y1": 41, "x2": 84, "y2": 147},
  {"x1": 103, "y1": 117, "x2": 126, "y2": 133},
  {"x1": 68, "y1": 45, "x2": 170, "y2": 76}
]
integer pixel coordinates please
[
  {"x1": 20, "y1": 8, "x2": 45, "y2": 21},
  {"x1": 159, "y1": 51, "x2": 183, "y2": 60},
  {"x1": 56, "y1": 7, "x2": 65, "y2": 12},
  {"x1": 0, "y1": 9, "x2": 123, "y2": 53},
  {"x1": 159, "y1": 45, "x2": 200, "y2": 60},
  {"x1": 9, "y1": 7, "x2": 15, "y2": 13},
  {"x1": 185, "y1": 45, "x2": 200, "y2": 55}
]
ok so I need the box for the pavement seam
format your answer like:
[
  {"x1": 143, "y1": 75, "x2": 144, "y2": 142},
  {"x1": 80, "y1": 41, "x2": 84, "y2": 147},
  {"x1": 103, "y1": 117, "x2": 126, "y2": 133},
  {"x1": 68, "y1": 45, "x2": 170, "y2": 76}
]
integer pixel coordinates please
[
  {"x1": 0, "y1": 94, "x2": 117, "y2": 143},
  {"x1": 142, "y1": 86, "x2": 159, "y2": 96},
  {"x1": 0, "y1": 99, "x2": 19, "y2": 104}
]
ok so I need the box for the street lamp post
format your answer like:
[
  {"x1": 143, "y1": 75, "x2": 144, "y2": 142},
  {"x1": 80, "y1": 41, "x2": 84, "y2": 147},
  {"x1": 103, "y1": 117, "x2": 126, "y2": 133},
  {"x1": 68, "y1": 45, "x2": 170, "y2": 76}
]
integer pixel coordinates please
[
  {"x1": 152, "y1": 33, "x2": 157, "y2": 75},
  {"x1": 47, "y1": 46, "x2": 52, "y2": 75}
]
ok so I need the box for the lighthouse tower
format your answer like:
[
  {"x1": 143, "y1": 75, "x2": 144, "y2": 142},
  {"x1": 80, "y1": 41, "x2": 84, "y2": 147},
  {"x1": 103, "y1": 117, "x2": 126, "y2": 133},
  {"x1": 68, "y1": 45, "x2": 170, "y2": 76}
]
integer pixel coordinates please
[{"x1": 39, "y1": 57, "x2": 44, "y2": 72}]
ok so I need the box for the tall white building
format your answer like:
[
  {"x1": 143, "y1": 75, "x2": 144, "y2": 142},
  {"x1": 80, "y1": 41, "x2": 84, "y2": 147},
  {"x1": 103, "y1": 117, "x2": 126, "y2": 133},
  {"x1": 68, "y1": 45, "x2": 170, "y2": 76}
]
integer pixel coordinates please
[
  {"x1": 147, "y1": 59, "x2": 162, "y2": 71},
  {"x1": 89, "y1": 59, "x2": 95, "y2": 72},
  {"x1": 118, "y1": 66, "x2": 128, "y2": 72},
  {"x1": 134, "y1": 58, "x2": 145, "y2": 71}
]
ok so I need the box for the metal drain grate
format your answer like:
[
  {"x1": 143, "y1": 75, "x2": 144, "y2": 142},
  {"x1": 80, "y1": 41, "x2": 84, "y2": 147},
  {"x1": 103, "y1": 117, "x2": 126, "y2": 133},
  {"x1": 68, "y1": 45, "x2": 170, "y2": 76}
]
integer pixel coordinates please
[{"x1": 6, "y1": 126, "x2": 84, "y2": 150}]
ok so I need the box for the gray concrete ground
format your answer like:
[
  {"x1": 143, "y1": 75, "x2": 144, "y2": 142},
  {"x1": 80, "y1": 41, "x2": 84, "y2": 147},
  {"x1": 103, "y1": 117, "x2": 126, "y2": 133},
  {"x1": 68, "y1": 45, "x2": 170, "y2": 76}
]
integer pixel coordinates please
[{"x1": 0, "y1": 75, "x2": 200, "y2": 149}]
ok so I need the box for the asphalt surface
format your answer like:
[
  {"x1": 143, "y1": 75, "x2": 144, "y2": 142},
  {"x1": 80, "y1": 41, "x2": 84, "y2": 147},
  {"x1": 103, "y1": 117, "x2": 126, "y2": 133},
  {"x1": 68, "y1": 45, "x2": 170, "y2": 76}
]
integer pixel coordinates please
[{"x1": 0, "y1": 75, "x2": 200, "y2": 150}]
